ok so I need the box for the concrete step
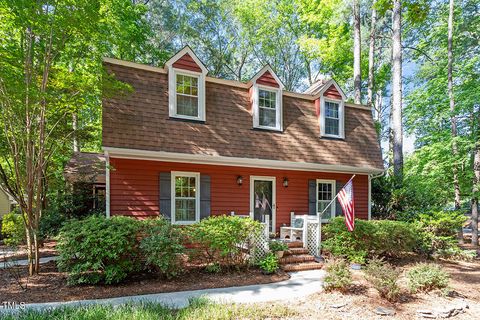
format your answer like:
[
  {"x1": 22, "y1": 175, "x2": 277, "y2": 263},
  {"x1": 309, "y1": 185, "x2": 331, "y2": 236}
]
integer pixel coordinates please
[
  {"x1": 285, "y1": 247, "x2": 309, "y2": 255},
  {"x1": 286, "y1": 241, "x2": 303, "y2": 249},
  {"x1": 281, "y1": 262, "x2": 323, "y2": 272},
  {"x1": 279, "y1": 254, "x2": 315, "y2": 265}
]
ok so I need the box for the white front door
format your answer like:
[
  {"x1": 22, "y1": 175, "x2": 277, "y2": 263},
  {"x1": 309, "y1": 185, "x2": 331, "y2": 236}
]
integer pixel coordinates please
[{"x1": 250, "y1": 176, "x2": 276, "y2": 233}]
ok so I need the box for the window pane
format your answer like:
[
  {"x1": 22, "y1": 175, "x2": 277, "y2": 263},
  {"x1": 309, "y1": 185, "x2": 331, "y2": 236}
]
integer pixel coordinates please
[
  {"x1": 259, "y1": 89, "x2": 276, "y2": 109},
  {"x1": 325, "y1": 102, "x2": 339, "y2": 118},
  {"x1": 174, "y1": 175, "x2": 197, "y2": 222},
  {"x1": 177, "y1": 95, "x2": 199, "y2": 117},
  {"x1": 259, "y1": 108, "x2": 276, "y2": 127},
  {"x1": 325, "y1": 118, "x2": 339, "y2": 135}
]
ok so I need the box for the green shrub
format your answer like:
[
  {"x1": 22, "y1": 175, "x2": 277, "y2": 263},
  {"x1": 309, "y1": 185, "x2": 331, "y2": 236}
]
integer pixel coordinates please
[
  {"x1": 39, "y1": 208, "x2": 68, "y2": 240},
  {"x1": 364, "y1": 257, "x2": 401, "y2": 301},
  {"x1": 205, "y1": 263, "x2": 221, "y2": 273},
  {"x1": 258, "y1": 253, "x2": 279, "y2": 274},
  {"x1": 434, "y1": 247, "x2": 477, "y2": 261},
  {"x1": 323, "y1": 258, "x2": 352, "y2": 292},
  {"x1": 1, "y1": 212, "x2": 25, "y2": 246},
  {"x1": 187, "y1": 215, "x2": 262, "y2": 267},
  {"x1": 269, "y1": 240, "x2": 288, "y2": 253},
  {"x1": 140, "y1": 218, "x2": 185, "y2": 278},
  {"x1": 413, "y1": 211, "x2": 466, "y2": 254},
  {"x1": 322, "y1": 217, "x2": 419, "y2": 261},
  {"x1": 407, "y1": 263, "x2": 449, "y2": 293},
  {"x1": 57, "y1": 215, "x2": 143, "y2": 285}
]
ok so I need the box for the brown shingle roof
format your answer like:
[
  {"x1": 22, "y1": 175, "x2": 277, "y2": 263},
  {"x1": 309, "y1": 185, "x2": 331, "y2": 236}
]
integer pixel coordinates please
[
  {"x1": 102, "y1": 62, "x2": 383, "y2": 171},
  {"x1": 64, "y1": 152, "x2": 106, "y2": 184}
]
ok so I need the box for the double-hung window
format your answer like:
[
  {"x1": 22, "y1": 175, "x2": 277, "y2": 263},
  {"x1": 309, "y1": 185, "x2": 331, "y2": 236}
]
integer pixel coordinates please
[
  {"x1": 176, "y1": 74, "x2": 199, "y2": 118},
  {"x1": 325, "y1": 101, "x2": 340, "y2": 136},
  {"x1": 168, "y1": 69, "x2": 206, "y2": 121},
  {"x1": 254, "y1": 86, "x2": 282, "y2": 131},
  {"x1": 171, "y1": 172, "x2": 200, "y2": 224},
  {"x1": 317, "y1": 179, "x2": 336, "y2": 221}
]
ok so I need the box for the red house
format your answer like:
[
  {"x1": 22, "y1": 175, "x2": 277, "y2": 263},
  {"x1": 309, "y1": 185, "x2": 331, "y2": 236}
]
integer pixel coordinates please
[{"x1": 102, "y1": 46, "x2": 383, "y2": 233}]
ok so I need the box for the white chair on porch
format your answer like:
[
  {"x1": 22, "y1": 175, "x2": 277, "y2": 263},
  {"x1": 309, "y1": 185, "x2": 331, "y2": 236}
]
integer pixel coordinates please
[{"x1": 280, "y1": 212, "x2": 318, "y2": 242}]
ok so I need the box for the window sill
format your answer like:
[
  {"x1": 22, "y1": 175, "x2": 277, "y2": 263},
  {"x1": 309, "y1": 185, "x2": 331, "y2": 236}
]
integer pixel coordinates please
[
  {"x1": 320, "y1": 135, "x2": 345, "y2": 141},
  {"x1": 172, "y1": 220, "x2": 199, "y2": 225},
  {"x1": 252, "y1": 126, "x2": 283, "y2": 133},
  {"x1": 168, "y1": 116, "x2": 206, "y2": 124}
]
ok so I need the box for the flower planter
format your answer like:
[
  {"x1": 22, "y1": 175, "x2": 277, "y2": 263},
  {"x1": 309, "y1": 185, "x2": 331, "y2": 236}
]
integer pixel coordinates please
[{"x1": 275, "y1": 251, "x2": 285, "y2": 259}]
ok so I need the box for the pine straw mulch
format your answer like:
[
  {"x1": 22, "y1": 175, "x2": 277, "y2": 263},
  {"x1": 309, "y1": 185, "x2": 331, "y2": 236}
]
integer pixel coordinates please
[{"x1": 0, "y1": 260, "x2": 289, "y2": 304}]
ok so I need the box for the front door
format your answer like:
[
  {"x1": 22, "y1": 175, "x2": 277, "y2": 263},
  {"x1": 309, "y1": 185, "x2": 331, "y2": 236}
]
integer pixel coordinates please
[{"x1": 250, "y1": 176, "x2": 276, "y2": 232}]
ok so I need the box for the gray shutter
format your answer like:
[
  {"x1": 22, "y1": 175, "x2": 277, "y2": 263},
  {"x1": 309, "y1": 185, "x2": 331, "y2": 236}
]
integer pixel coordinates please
[
  {"x1": 308, "y1": 179, "x2": 317, "y2": 215},
  {"x1": 159, "y1": 172, "x2": 171, "y2": 221},
  {"x1": 335, "y1": 180, "x2": 345, "y2": 217},
  {"x1": 200, "y1": 175, "x2": 211, "y2": 220}
]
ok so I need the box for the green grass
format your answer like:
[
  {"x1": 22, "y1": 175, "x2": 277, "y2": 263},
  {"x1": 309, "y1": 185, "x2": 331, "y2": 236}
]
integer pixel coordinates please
[{"x1": 2, "y1": 297, "x2": 297, "y2": 320}]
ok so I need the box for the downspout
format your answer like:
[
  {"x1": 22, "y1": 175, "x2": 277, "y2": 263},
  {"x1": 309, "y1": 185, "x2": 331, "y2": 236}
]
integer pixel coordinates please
[
  {"x1": 105, "y1": 151, "x2": 110, "y2": 218},
  {"x1": 368, "y1": 170, "x2": 386, "y2": 220}
]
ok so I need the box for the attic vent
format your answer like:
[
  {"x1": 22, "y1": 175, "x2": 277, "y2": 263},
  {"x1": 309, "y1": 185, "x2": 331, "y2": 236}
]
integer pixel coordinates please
[{"x1": 304, "y1": 78, "x2": 329, "y2": 95}]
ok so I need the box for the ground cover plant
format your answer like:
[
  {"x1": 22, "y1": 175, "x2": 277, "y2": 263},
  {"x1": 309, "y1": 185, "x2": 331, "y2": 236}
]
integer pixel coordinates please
[
  {"x1": 407, "y1": 263, "x2": 450, "y2": 293},
  {"x1": 364, "y1": 257, "x2": 401, "y2": 301}
]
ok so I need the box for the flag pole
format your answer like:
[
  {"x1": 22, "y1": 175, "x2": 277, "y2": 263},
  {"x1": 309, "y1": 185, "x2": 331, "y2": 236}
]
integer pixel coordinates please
[{"x1": 316, "y1": 174, "x2": 356, "y2": 257}]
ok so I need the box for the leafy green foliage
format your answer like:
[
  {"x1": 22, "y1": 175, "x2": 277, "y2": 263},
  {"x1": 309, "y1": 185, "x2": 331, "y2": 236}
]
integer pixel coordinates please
[
  {"x1": 268, "y1": 240, "x2": 288, "y2": 253},
  {"x1": 187, "y1": 215, "x2": 262, "y2": 267},
  {"x1": 140, "y1": 218, "x2": 185, "y2": 278},
  {"x1": 57, "y1": 216, "x2": 143, "y2": 284},
  {"x1": 323, "y1": 258, "x2": 352, "y2": 292},
  {"x1": 1, "y1": 212, "x2": 25, "y2": 246},
  {"x1": 407, "y1": 263, "x2": 449, "y2": 293},
  {"x1": 434, "y1": 247, "x2": 477, "y2": 261},
  {"x1": 257, "y1": 252, "x2": 279, "y2": 274},
  {"x1": 205, "y1": 263, "x2": 221, "y2": 274},
  {"x1": 322, "y1": 217, "x2": 419, "y2": 262},
  {"x1": 364, "y1": 257, "x2": 401, "y2": 301}
]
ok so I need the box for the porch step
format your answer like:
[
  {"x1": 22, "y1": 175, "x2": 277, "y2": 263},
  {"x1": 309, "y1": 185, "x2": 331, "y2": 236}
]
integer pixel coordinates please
[
  {"x1": 286, "y1": 241, "x2": 304, "y2": 249},
  {"x1": 279, "y1": 254, "x2": 315, "y2": 264},
  {"x1": 285, "y1": 247, "x2": 309, "y2": 255},
  {"x1": 281, "y1": 261, "x2": 323, "y2": 272}
]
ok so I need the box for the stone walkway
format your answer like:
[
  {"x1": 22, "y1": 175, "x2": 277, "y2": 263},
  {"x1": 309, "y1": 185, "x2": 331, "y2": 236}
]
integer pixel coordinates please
[{"x1": 2, "y1": 269, "x2": 325, "y2": 313}]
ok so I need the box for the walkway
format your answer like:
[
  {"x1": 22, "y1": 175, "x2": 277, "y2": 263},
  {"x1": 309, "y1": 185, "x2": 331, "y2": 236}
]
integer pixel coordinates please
[
  {"x1": 6, "y1": 269, "x2": 325, "y2": 312},
  {"x1": 0, "y1": 256, "x2": 58, "y2": 269}
]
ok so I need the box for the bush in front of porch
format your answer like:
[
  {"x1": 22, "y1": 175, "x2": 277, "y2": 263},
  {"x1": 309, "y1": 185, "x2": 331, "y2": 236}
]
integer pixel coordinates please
[{"x1": 57, "y1": 215, "x2": 263, "y2": 285}]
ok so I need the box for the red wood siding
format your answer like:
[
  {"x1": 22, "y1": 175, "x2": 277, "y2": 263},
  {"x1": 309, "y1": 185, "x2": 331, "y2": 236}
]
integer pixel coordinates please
[
  {"x1": 109, "y1": 158, "x2": 370, "y2": 230},
  {"x1": 256, "y1": 70, "x2": 280, "y2": 88},
  {"x1": 324, "y1": 84, "x2": 342, "y2": 100},
  {"x1": 172, "y1": 53, "x2": 202, "y2": 72}
]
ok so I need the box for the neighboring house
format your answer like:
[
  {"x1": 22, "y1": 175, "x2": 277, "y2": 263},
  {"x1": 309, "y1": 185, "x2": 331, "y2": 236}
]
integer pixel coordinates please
[
  {"x1": 64, "y1": 152, "x2": 106, "y2": 213},
  {"x1": 102, "y1": 46, "x2": 383, "y2": 232},
  {"x1": 0, "y1": 186, "x2": 16, "y2": 219}
]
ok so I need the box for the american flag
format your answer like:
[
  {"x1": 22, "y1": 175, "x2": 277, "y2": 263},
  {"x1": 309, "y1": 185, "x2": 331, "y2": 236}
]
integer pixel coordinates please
[{"x1": 338, "y1": 179, "x2": 355, "y2": 231}]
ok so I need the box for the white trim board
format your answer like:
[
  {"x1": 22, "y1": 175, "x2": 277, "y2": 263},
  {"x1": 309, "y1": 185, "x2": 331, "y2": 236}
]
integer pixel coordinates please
[{"x1": 103, "y1": 147, "x2": 383, "y2": 174}]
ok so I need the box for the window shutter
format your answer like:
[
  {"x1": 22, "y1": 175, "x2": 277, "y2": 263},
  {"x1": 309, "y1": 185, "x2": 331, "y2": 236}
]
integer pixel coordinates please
[
  {"x1": 200, "y1": 175, "x2": 211, "y2": 220},
  {"x1": 335, "y1": 180, "x2": 345, "y2": 217},
  {"x1": 308, "y1": 179, "x2": 316, "y2": 215},
  {"x1": 159, "y1": 172, "x2": 171, "y2": 221}
]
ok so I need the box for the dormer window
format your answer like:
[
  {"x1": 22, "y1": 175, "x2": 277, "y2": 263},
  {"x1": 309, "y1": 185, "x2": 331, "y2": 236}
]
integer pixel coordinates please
[
  {"x1": 250, "y1": 66, "x2": 284, "y2": 131},
  {"x1": 175, "y1": 73, "x2": 199, "y2": 118},
  {"x1": 165, "y1": 46, "x2": 207, "y2": 122},
  {"x1": 325, "y1": 101, "x2": 340, "y2": 136}
]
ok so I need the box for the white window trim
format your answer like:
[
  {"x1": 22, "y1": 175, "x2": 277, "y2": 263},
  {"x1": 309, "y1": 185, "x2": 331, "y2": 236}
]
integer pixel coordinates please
[
  {"x1": 171, "y1": 171, "x2": 200, "y2": 225},
  {"x1": 252, "y1": 84, "x2": 283, "y2": 131},
  {"x1": 316, "y1": 179, "x2": 336, "y2": 222},
  {"x1": 168, "y1": 68, "x2": 206, "y2": 121},
  {"x1": 320, "y1": 97, "x2": 344, "y2": 139}
]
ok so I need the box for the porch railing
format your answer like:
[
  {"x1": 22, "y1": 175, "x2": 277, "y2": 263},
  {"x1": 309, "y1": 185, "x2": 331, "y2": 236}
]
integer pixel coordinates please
[{"x1": 230, "y1": 212, "x2": 270, "y2": 262}]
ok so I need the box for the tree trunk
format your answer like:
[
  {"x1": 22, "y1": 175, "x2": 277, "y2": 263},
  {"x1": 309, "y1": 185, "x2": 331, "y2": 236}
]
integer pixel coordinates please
[
  {"x1": 472, "y1": 142, "x2": 479, "y2": 247},
  {"x1": 73, "y1": 112, "x2": 79, "y2": 152},
  {"x1": 391, "y1": 0, "x2": 404, "y2": 185},
  {"x1": 353, "y1": 0, "x2": 362, "y2": 104},
  {"x1": 367, "y1": 8, "x2": 377, "y2": 109},
  {"x1": 448, "y1": 0, "x2": 461, "y2": 211}
]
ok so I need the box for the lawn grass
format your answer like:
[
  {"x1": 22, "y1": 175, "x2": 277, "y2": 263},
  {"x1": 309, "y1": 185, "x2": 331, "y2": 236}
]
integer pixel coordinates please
[{"x1": 2, "y1": 297, "x2": 297, "y2": 320}]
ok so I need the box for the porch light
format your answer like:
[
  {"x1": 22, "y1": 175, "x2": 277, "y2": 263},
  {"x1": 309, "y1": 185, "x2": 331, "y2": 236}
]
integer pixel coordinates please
[
  {"x1": 237, "y1": 175, "x2": 243, "y2": 185},
  {"x1": 283, "y1": 177, "x2": 289, "y2": 187}
]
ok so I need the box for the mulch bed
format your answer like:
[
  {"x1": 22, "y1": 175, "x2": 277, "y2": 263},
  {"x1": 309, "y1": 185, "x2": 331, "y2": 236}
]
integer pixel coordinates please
[
  {"x1": 0, "y1": 261, "x2": 290, "y2": 304},
  {"x1": 0, "y1": 241, "x2": 58, "y2": 263}
]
